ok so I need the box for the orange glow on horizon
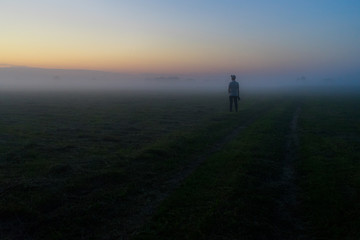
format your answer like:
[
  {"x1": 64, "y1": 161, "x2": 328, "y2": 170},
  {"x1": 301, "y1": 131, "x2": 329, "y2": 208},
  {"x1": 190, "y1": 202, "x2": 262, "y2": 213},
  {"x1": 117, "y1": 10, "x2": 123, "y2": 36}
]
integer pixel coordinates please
[
  {"x1": 1, "y1": 22, "x2": 289, "y2": 74},
  {"x1": 1, "y1": 1, "x2": 359, "y2": 77}
]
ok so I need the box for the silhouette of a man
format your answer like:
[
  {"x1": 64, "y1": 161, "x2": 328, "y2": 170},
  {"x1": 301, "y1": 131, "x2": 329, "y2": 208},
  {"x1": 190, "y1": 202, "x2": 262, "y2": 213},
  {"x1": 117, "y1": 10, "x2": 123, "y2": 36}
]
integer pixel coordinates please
[{"x1": 228, "y1": 75, "x2": 240, "y2": 112}]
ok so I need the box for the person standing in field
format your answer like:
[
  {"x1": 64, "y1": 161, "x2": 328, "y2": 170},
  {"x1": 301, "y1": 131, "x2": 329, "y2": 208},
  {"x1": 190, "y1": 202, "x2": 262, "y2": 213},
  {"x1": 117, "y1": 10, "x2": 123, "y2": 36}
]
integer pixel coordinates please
[{"x1": 228, "y1": 74, "x2": 240, "y2": 112}]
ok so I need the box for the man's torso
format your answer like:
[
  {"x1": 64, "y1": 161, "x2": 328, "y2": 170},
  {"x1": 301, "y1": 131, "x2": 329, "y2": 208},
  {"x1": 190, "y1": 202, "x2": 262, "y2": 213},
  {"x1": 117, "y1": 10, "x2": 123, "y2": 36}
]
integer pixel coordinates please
[{"x1": 229, "y1": 81, "x2": 239, "y2": 96}]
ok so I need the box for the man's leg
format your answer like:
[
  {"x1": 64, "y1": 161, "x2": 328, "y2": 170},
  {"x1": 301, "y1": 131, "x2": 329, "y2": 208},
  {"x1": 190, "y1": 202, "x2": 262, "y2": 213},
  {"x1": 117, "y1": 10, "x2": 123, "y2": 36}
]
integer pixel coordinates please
[
  {"x1": 229, "y1": 96, "x2": 233, "y2": 112},
  {"x1": 234, "y1": 97, "x2": 238, "y2": 112}
]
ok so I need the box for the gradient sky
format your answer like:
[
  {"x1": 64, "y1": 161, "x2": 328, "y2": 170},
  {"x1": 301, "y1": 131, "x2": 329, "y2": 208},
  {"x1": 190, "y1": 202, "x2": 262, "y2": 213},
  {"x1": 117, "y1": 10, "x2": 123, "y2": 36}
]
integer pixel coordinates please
[{"x1": 1, "y1": 0, "x2": 360, "y2": 76}]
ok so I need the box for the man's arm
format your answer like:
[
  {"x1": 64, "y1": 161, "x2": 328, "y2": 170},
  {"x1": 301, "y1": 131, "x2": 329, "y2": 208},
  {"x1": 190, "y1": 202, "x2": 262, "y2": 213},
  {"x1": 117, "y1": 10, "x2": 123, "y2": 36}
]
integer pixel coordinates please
[{"x1": 237, "y1": 83, "x2": 240, "y2": 99}]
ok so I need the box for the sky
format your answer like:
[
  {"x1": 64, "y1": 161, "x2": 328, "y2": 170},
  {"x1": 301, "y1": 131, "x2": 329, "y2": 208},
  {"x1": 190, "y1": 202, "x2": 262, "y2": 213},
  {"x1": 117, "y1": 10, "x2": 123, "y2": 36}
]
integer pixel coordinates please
[{"x1": 1, "y1": 0, "x2": 360, "y2": 80}]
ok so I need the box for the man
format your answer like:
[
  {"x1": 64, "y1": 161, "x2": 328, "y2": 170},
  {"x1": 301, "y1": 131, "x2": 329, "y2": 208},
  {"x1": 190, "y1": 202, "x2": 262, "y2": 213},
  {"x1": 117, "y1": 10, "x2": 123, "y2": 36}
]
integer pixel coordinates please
[{"x1": 228, "y1": 74, "x2": 240, "y2": 112}]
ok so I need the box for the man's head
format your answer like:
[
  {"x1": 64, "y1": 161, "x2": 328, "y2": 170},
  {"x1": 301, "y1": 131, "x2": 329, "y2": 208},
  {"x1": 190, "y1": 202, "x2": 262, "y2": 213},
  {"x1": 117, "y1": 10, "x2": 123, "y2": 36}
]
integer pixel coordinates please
[{"x1": 231, "y1": 75, "x2": 236, "y2": 81}]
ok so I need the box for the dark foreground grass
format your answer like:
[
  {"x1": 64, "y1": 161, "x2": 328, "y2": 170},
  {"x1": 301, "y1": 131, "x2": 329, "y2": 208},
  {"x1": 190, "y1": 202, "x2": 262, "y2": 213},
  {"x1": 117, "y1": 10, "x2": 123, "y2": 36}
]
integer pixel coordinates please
[
  {"x1": 298, "y1": 95, "x2": 360, "y2": 239},
  {"x1": 134, "y1": 100, "x2": 298, "y2": 239},
  {"x1": 2, "y1": 90, "x2": 360, "y2": 239},
  {"x1": 0, "y1": 91, "x2": 233, "y2": 176},
  {"x1": 0, "y1": 91, "x2": 272, "y2": 239}
]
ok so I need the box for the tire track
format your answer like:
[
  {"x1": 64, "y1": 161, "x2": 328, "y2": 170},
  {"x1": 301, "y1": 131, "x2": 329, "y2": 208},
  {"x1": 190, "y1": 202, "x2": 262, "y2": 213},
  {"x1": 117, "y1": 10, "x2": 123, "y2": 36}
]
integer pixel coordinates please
[
  {"x1": 121, "y1": 107, "x2": 272, "y2": 239},
  {"x1": 274, "y1": 105, "x2": 307, "y2": 239}
]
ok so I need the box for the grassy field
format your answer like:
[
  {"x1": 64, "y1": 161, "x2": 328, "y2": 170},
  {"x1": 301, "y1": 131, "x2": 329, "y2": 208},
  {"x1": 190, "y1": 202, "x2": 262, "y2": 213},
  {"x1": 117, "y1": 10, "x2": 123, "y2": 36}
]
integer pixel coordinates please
[
  {"x1": 298, "y1": 94, "x2": 360, "y2": 239},
  {"x1": 0, "y1": 89, "x2": 359, "y2": 239}
]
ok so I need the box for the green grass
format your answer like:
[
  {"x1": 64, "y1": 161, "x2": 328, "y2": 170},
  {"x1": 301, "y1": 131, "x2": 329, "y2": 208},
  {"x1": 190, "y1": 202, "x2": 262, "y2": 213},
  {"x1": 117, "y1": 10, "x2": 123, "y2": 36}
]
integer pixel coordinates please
[
  {"x1": 298, "y1": 95, "x2": 360, "y2": 239},
  {"x1": 1, "y1": 90, "x2": 360, "y2": 239},
  {"x1": 134, "y1": 100, "x2": 297, "y2": 239},
  {"x1": 0, "y1": 91, "x2": 271, "y2": 239}
]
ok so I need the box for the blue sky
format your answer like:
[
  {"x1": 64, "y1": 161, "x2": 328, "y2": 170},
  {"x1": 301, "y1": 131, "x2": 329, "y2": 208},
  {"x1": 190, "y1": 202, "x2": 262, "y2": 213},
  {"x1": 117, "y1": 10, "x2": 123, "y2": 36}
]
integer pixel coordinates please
[{"x1": 1, "y1": 0, "x2": 360, "y2": 80}]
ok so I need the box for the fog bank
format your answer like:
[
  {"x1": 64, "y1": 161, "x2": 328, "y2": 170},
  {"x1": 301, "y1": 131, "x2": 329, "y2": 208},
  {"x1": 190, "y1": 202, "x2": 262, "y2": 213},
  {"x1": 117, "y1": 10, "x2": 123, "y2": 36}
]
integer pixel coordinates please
[{"x1": 1, "y1": 66, "x2": 359, "y2": 93}]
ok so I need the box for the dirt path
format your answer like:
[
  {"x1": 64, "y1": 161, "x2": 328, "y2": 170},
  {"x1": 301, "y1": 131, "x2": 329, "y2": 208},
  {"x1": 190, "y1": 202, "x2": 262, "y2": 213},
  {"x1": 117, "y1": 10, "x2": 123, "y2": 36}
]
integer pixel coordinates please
[
  {"x1": 121, "y1": 108, "x2": 271, "y2": 239},
  {"x1": 120, "y1": 104, "x2": 309, "y2": 240},
  {"x1": 273, "y1": 105, "x2": 307, "y2": 239}
]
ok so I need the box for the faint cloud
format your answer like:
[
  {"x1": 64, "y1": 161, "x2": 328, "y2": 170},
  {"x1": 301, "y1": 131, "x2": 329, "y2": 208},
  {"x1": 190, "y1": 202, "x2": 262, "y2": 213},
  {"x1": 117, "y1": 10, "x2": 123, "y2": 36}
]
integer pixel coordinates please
[
  {"x1": 0, "y1": 64, "x2": 14, "y2": 68},
  {"x1": 0, "y1": 63, "x2": 28, "y2": 68}
]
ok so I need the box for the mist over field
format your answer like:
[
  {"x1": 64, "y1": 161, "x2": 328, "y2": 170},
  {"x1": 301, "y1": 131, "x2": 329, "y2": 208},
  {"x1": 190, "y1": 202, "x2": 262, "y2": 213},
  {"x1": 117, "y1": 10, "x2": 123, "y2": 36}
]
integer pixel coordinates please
[
  {"x1": 2, "y1": 1, "x2": 360, "y2": 238},
  {"x1": 1, "y1": 66, "x2": 359, "y2": 94}
]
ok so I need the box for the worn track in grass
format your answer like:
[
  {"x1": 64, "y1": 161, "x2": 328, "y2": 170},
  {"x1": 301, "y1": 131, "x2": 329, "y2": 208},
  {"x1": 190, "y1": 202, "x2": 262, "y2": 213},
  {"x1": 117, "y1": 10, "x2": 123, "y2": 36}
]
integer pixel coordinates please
[
  {"x1": 119, "y1": 107, "x2": 272, "y2": 239},
  {"x1": 274, "y1": 105, "x2": 307, "y2": 240}
]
